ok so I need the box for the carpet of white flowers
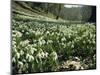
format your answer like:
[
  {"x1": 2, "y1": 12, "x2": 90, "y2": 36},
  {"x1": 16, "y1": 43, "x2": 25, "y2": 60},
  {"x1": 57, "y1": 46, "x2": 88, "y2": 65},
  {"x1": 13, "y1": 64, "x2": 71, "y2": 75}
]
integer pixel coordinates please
[{"x1": 12, "y1": 14, "x2": 96, "y2": 74}]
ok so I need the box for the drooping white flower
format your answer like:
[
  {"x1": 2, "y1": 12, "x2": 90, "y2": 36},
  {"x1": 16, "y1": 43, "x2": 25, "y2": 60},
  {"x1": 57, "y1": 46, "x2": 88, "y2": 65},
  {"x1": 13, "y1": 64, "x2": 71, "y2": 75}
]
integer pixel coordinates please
[
  {"x1": 20, "y1": 50, "x2": 24, "y2": 55},
  {"x1": 18, "y1": 61, "x2": 23, "y2": 68},
  {"x1": 45, "y1": 52, "x2": 48, "y2": 58},
  {"x1": 50, "y1": 51, "x2": 58, "y2": 60},
  {"x1": 13, "y1": 30, "x2": 22, "y2": 38},
  {"x1": 48, "y1": 40, "x2": 53, "y2": 44},
  {"x1": 61, "y1": 37, "x2": 66, "y2": 42},
  {"x1": 16, "y1": 52, "x2": 20, "y2": 59},
  {"x1": 46, "y1": 31, "x2": 50, "y2": 34},
  {"x1": 41, "y1": 51, "x2": 45, "y2": 58},
  {"x1": 31, "y1": 47, "x2": 37, "y2": 53},
  {"x1": 20, "y1": 40, "x2": 29, "y2": 47},
  {"x1": 28, "y1": 55, "x2": 34, "y2": 62},
  {"x1": 35, "y1": 30, "x2": 41, "y2": 36},
  {"x1": 12, "y1": 57, "x2": 16, "y2": 62},
  {"x1": 26, "y1": 54, "x2": 30, "y2": 59},
  {"x1": 37, "y1": 52, "x2": 41, "y2": 58}
]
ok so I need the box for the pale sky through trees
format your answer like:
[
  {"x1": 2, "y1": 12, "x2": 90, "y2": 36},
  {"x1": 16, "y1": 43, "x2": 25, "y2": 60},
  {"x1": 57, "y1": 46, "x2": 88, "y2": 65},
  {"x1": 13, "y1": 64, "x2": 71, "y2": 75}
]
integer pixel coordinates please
[{"x1": 64, "y1": 4, "x2": 82, "y2": 8}]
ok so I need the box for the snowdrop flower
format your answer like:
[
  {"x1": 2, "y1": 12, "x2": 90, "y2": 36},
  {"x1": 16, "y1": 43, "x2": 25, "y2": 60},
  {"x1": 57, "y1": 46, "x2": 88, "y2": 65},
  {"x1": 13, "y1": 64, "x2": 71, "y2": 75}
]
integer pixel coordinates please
[
  {"x1": 16, "y1": 52, "x2": 20, "y2": 59},
  {"x1": 46, "y1": 31, "x2": 50, "y2": 34},
  {"x1": 62, "y1": 43, "x2": 66, "y2": 48},
  {"x1": 26, "y1": 54, "x2": 34, "y2": 62},
  {"x1": 16, "y1": 31, "x2": 22, "y2": 37},
  {"x1": 31, "y1": 48, "x2": 37, "y2": 54},
  {"x1": 61, "y1": 37, "x2": 66, "y2": 42},
  {"x1": 47, "y1": 40, "x2": 53, "y2": 44},
  {"x1": 41, "y1": 51, "x2": 45, "y2": 58},
  {"x1": 50, "y1": 51, "x2": 58, "y2": 60},
  {"x1": 29, "y1": 55, "x2": 34, "y2": 62},
  {"x1": 12, "y1": 57, "x2": 16, "y2": 62},
  {"x1": 12, "y1": 41, "x2": 16, "y2": 45},
  {"x1": 71, "y1": 44, "x2": 74, "y2": 48},
  {"x1": 51, "y1": 32, "x2": 54, "y2": 35},
  {"x1": 18, "y1": 61, "x2": 23, "y2": 68},
  {"x1": 19, "y1": 25, "x2": 23, "y2": 29},
  {"x1": 33, "y1": 44, "x2": 37, "y2": 47},
  {"x1": 39, "y1": 37, "x2": 43, "y2": 40},
  {"x1": 26, "y1": 54, "x2": 30, "y2": 59},
  {"x1": 20, "y1": 40, "x2": 29, "y2": 47},
  {"x1": 12, "y1": 38, "x2": 16, "y2": 41},
  {"x1": 36, "y1": 52, "x2": 42, "y2": 58},
  {"x1": 26, "y1": 32, "x2": 29, "y2": 35},
  {"x1": 38, "y1": 41, "x2": 42, "y2": 46},
  {"x1": 36, "y1": 49, "x2": 48, "y2": 59},
  {"x1": 13, "y1": 30, "x2": 22, "y2": 38},
  {"x1": 35, "y1": 31, "x2": 41, "y2": 36},
  {"x1": 38, "y1": 40, "x2": 46, "y2": 46},
  {"x1": 42, "y1": 40, "x2": 46, "y2": 45},
  {"x1": 20, "y1": 50, "x2": 24, "y2": 55},
  {"x1": 45, "y1": 52, "x2": 48, "y2": 58},
  {"x1": 13, "y1": 48, "x2": 17, "y2": 53}
]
